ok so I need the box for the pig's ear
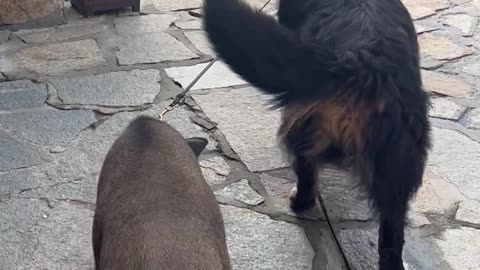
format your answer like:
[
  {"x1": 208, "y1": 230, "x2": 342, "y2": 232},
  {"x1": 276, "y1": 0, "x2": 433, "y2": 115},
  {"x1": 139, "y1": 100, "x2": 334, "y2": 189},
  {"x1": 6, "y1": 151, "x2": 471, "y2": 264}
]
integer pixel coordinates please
[{"x1": 185, "y1": 137, "x2": 208, "y2": 157}]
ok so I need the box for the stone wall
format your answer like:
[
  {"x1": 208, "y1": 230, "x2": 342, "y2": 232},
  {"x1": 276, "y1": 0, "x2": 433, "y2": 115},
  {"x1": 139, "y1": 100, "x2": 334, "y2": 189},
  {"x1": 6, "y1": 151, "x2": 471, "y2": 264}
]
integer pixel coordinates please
[{"x1": 0, "y1": 0, "x2": 65, "y2": 30}]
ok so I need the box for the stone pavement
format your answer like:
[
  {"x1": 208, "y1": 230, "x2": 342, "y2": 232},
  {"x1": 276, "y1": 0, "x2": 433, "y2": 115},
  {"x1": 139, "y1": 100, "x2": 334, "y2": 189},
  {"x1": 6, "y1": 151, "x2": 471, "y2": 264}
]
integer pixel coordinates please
[{"x1": 0, "y1": 0, "x2": 479, "y2": 269}]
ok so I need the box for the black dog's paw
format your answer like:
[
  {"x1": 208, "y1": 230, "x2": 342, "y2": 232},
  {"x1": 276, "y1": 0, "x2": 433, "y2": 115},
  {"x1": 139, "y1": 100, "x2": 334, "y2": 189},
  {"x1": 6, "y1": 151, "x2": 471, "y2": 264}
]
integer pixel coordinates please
[
  {"x1": 289, "y1": 187, "x2": 317, "y2": 211},
  {"x1": 379, "y1": 251, "x2": 406, "y2": 270}
]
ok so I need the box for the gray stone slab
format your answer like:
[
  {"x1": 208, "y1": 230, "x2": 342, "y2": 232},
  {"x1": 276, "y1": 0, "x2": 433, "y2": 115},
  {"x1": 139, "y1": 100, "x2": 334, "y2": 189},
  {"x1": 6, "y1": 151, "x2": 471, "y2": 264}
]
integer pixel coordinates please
[
  {"x1": 407, "y1": 169, "x2": 447, "y2": 227},
  {"x1": 408, "y1": 211, "x2": 431, "y2": 228},
  {"x1": 0, "y1": 198, "x2": 51, "y2": 269},
  {"x1": 261, "y1": 173, "x2": 293, "y2": 198},
  {"x1": 21, "y1": 179, "x2": 98, "y2": 204},
  {"x1": 455, "y1": 199, "x2": 480, "y2": 224},
  {"x1": 319, "y1": 167, "x2": 372, "y2": 221},
  {"x1": 404, "y1": 227, "x2": 480, "y2": 270},
  {"x1": 184, "y1": 31, "x2": 215, "y2": 56},
  {"x1": 465, "y1": 108, "x2": 480, "y2": 130},
  {"x1": 221, "y1": 205, "x2": 314, "y2": 270},
  {"x1": 0, "y1": 130, "x2": 50, "y2": 172},
  {"x1": 215, "y1": 179, "x2": 264, "y2": 205},
  {"x1": 50, "y1": 69, "x2": 161, "y2": 106},
  {"x1": 15, "y1": 20, "x2": 105, "y2": 44},
  {"x1": 0, "y1": 167, "x2": 48, "y2": 196},
  {"x1": 165, "y1": 61, "x2": 247, "y2": 90},
  {"x1": 404, "y1": 229, "x2": 445, "y2": 270},
  {"x1": 0, "y1": 30, "x2": 10, "y2": 43},
  {"x1": 428, "y1": 127, "x2": 480, "y2": 201},
  {"x1": 23, "y1": 202, "x2": 94, "y2": 269},
  {"x1": 193, "y1": 87, "x2": 288, "y2": 172},
  {"x1": 0, "y1": 80, "x2": 47, "y2": 111},
  {"x1": 0, "y1": 107, "x2": 96, "y2": 147},
  {"x1": 0, "y1": 198, "x2": 94, "y2": 269},
  {"x1": 16, "y1": 39, "x2": 106, "y2": 75},
  {"x1": 337, "y1": 228, "x2": 379, "y2": 270},
  {"x1": 0, "y1": 198, "x2": 50, "y2": 234},
  {"x1": 116, "y1": 33, "x2": 198, "y2": 65},
  {"x1": 461, "y1": 62, "x2": 480, "y2": 77},
  {"x1": 434, "y1": 227, "x2": 480, "y2": 270},
  {"x1": 199, "y1": 155, "x2": 231, "y2": 186},
  {"x1": 419, "y1": 32, "x2": 474, "y2": 61},
  {"x1": 0, "y1": 168, "x2": 38, "y2": 196},
  {"x1": 421, "y1": 69, "x2": 472, "y2": 97},
  {"x1": 443, "y1": 14, "x2": 477, "y2": 36},
  {"x1": 429, "y1": 98, "x2": 466, "y2": 120},
  {"x1": 114, "y1": 14, "x2": 178, "y2": 35}
]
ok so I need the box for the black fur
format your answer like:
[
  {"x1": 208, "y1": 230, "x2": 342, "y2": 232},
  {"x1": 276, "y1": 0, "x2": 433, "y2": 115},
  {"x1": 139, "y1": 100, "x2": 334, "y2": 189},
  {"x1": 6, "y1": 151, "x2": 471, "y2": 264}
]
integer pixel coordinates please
[{"x1": 203, "y1": 0, "x2": 431, "y2": 269}]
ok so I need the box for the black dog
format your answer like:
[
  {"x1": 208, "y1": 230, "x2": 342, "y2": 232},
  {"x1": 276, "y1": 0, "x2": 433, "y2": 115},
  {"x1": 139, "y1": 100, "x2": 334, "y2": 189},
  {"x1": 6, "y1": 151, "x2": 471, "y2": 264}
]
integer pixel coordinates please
[
  {"x1": 203, "y1": 0, "x2": 431, "y2": 269},
  {"x1": 92, "y1": 117, "x2": 231, "y2": 270}
]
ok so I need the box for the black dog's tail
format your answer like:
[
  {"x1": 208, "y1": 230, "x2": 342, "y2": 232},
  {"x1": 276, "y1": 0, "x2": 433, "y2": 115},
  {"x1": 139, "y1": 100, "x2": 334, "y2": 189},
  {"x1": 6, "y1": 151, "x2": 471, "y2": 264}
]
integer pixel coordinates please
[{"x1": 203, "y1": 0, "x2": 368, "y2": 104}]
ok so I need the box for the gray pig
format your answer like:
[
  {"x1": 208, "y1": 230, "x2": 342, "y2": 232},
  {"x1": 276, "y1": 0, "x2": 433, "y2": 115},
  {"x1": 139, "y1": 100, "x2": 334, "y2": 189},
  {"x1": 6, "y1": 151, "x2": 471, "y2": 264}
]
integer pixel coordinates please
[{"x1": 92, "y1": 116, "x2": 231, "y2": 270}]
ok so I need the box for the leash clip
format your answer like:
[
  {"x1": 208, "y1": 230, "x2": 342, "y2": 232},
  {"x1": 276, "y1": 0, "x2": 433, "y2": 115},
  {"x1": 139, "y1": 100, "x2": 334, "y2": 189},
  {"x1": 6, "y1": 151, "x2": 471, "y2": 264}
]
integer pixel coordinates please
[{"x1": 158, "y1": 105, "x2": 173, "y2": 121}]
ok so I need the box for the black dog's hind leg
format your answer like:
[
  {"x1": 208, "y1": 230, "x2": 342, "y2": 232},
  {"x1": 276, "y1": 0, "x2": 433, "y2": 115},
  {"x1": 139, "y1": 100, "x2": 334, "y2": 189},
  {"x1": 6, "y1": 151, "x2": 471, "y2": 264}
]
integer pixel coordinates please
[
  {"x1": 369, "y1": 138, "x2": 425, "y2": 270},
  {"x1": 289, "y1": 154, "x2": 319, "y2": 211}
]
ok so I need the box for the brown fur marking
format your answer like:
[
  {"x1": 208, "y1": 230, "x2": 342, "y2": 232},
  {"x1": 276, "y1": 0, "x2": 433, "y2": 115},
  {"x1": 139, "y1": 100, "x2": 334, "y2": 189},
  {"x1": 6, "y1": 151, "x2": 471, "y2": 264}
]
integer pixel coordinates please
[{"x1": 280, "y1": 97, "x2": 383, "y2": 161}]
